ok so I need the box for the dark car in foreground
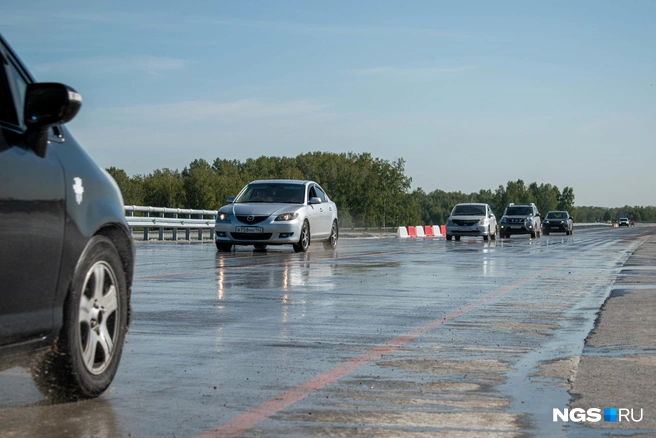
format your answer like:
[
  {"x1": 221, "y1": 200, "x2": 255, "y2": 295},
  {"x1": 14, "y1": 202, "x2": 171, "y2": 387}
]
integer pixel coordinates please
[
  {"x1": 541, "y1": 211, "x2": 574, "y2": 235},
  {"x1": 215, "y1": 179, "x2": 339, "y2": 252},
  {"x1": 0, "y1": 33, "x2": 134, "y2": 402}
]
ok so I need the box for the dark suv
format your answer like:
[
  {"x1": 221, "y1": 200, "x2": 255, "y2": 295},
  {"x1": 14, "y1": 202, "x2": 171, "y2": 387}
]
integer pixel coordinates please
[
  {"x1": 499, "y1": 203, "x2": 542, "y2": 239},
  {"x1": 0, "y1": 33, "x2": 134, "y2": 402}
]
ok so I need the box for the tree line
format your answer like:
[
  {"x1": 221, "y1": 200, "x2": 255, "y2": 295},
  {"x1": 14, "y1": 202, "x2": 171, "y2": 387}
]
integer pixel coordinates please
[{"x1": 106, "y1": 152, "x2": 656, "y2": 227}]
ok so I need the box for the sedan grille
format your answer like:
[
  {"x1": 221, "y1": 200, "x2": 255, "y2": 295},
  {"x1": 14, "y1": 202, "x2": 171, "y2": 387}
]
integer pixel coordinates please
[
  {"x1": 235, "y1": 215, "x2": 269, "y2": 224},
  {"x1": 507, "y1": 218, "x2": 526, "y2": 224},
  {"x1": 453, "y1": 219, "x2": 478, "y2": 226},
  {"x1": 230, "y1": 233, "x2": 273, "y2": 240}
]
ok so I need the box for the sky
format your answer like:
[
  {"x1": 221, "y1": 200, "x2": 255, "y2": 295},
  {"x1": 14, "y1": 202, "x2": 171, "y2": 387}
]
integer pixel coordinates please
[{"x1": 2, "y1": 0, "x2": 655, "y2": 207}]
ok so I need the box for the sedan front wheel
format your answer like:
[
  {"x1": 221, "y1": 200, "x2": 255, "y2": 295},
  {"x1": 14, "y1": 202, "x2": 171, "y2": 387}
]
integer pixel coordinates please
[{"x1": 293, "y1": 220, "x2": 310, "y2": 253}]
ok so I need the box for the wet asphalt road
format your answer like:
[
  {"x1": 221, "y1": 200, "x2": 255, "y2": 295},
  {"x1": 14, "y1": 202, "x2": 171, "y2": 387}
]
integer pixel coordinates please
[{"x1": 1, "y1": 225, "x2": 654, "y2": 437}]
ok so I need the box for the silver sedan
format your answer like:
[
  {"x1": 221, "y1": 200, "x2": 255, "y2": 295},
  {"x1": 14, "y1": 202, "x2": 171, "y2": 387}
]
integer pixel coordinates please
[{"x1": 215, "y1": 179, "x2": 339, "y2": 252}]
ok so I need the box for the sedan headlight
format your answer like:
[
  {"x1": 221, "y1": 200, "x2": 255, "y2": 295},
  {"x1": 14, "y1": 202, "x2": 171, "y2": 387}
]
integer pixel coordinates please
[
  {"x1": 216, "y1": 212, "x2": 231, "y2": 222},
  {"x1": 275, "y1": 212, "x2": 299, "y2": 221}
]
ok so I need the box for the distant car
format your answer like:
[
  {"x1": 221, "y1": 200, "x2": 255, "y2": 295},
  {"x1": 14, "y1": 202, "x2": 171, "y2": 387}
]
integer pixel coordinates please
[
  {"x1": 499, "y1": 203, "x2": 542, "y2": 238},
  {"x1": 0, "y1": 33, "x2": 134, "y2": 402},
  {"x1": 619, "y1": 218, "x2": 630, "y2": 227},
  {"x1": 215, "y1": 180, "x2": 338, "y2": 252},
  {"x1": 542, "y1": 211, "x2": 574, "y2": 235},
  {"x1": 445, "y1": 203, "x2": 497, "y2": 241}
]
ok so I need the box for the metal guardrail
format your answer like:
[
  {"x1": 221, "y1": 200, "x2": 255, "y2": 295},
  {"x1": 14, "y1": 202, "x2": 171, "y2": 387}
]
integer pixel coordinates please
[{"x1": 124, "y1": 206, "x2": 217, "y2": 241}]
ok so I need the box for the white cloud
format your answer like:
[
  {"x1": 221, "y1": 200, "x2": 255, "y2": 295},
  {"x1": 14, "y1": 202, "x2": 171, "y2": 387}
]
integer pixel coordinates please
[
  {"x1": 96, "y1": 99, "x2": 333, "y2": 124},
  {"x1": 33, "y1": 56, "x2": 188, "y2": 76},
  {"x1": 352, "y1": 65, "x2": 477, "y2": 79}
]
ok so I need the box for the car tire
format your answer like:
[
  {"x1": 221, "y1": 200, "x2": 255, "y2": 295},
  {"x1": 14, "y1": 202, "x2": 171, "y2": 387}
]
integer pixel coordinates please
[
  {"x1": 455, "y1": 236, "x2": 461, "y2": 241},
  {"x1": 323, "y1": 220, "x2": 339, "y2": 250},
  {"x1": 31, "y1": 236, "x2": 128, "y2": 403},
  {"x1": 293, "y1": 220, "x2": 310, "y2": 253},
  {"x1": 530, "y1": 231, "x2": 536, "y2": 238},
  {"x1": 483, "y1": 233, "x2": 489, "y2": 241},
  {"x1": 490, "y1": 226, "x2": 497, "y2": 241},
  {"x1": 446, "y1": 234, "x2": 453, "y2": 241},
  {"x1": 216, "y1": 242, "x2": 233, "y2": 252},
  {"x1": 544, "y1": 230, "x2": 550, "y2": 236}
]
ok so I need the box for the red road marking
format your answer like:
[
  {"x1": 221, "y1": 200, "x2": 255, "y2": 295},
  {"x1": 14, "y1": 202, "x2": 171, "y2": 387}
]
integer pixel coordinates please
[{"x1": 199, "y1": 253, "x2": 583, "y2": 437}]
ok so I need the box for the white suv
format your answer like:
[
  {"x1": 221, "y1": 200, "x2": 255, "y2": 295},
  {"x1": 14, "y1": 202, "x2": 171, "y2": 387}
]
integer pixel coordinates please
[{"x1": 446, "y1": 203, "x2": 498, "y2": 241}]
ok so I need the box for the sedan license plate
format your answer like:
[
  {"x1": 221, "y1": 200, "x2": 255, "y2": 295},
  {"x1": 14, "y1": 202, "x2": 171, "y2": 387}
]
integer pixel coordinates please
[
  {"x1": 511, "y1": 225, "x2": 522, "y2": 229},
  {"x1": 551, "y1": 227, "x2": 560, "y2": 230},
  {"x1": 235, "y1": 226, "x2": 263, "y2": 233}
]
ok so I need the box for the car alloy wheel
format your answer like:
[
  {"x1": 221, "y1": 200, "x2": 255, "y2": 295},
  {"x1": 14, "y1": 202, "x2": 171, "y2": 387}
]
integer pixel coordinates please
[
  {"x1": 78, "y1": 261, "x2": 120, "y2": 375},
  {"x1": 293, "y1": 220, "x2": 310, "y2": 253},
  {"x1": 32, "y1": 236, "x2": 128, "y2": 402}
]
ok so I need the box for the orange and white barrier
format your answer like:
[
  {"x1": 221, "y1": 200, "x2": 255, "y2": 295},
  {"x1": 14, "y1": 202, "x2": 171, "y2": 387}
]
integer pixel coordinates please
[{"x1": 397, "y1": 225, "x2": 443, "y2": 238}]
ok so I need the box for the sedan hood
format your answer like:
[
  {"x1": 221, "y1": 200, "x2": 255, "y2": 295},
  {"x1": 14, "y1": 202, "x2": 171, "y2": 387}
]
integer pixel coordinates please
[{"x1": 220, "y1": 203, "x2": 302, "y2": 216}]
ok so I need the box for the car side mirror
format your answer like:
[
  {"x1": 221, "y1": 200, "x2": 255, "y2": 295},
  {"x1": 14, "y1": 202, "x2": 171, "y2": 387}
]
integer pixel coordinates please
[
  {"x1": 226, "y1": 196, "x2": 235, "y2": 203},
  {"x1": 309, "y1": 197, "x2": 322, "y2": 205},
  {"x1": 24, "y1": 82, "x2": 82, "y2": 157}
]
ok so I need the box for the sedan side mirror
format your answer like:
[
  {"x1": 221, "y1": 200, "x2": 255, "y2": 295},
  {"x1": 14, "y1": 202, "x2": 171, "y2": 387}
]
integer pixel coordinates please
[
  {"x1": 226, "y1": 196, "x2": 235, "y2": 203},
  {"x1": 309, "y1": 197, "x2": 322, "y2": 205},
  {"x1": 24, "y1": 82, "x2": 82, "y2": 157}
]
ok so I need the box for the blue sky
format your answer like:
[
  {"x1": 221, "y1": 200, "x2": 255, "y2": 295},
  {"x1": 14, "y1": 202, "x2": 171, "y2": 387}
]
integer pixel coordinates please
[{"x1": 3, "y1": 0, "x2": 655, "y2": 207}]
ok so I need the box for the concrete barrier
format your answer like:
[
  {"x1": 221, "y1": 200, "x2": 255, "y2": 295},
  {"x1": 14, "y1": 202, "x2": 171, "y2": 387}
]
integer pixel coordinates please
[{"x1": 397, "y1": 225, "x2": 445, "y2": 238}]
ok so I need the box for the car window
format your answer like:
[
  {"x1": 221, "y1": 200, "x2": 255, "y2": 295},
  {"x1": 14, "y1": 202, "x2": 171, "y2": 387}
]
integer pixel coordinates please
[
  {"x1": 3, "y1": 54, "x2": 28, "y2": 127},
  {"x1": 505, "y1": 206, "x2": 532, "y2": 216},
  {"x1": 453, "y1": 205, "x2": 486, "y2": 216},
  {"x1": 308, "y1": 186, "x2": 318, "y2": 199},
  {"x1": 314, "y1": 186, "x2": 327, "y2": 202},
  {"x1": 547, "y1": 212, "x2": 567, "y2": 219},
  {"x1": 0, "y1": 52, "x2": 19, "y2": 126}
]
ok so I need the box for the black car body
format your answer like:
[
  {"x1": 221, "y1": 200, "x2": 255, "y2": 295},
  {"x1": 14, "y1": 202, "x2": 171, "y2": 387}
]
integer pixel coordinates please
[
  {"x1": 0, "y1": 33, "x2": 134, "y2": 402},
  {"x1": 541, "y1": 211, "x2": 574, "y2": 235}
]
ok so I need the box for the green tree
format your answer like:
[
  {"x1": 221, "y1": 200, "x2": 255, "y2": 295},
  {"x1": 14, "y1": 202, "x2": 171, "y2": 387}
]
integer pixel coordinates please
[
  {"x1": 105, "y1": 166, "x2": 144, "y2": 206},
  {"x1": 142, "y1": 168, "x2": 186, "y2": 207},
  {"x1": 182, "y1": 159, "x2": 218, "y2": 210}
]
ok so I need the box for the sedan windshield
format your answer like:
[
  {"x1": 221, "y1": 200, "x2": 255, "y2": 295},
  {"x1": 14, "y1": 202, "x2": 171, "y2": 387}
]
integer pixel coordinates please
[
  {"x1": 546, "y1": 212, "x2": 568, "y2": 219},
  {"x1": 235, "y1": 183, "x2": 305, "y2": 204},
  {"x1": 452, "y1": 205, "x2": 486, "y2": 216}
]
